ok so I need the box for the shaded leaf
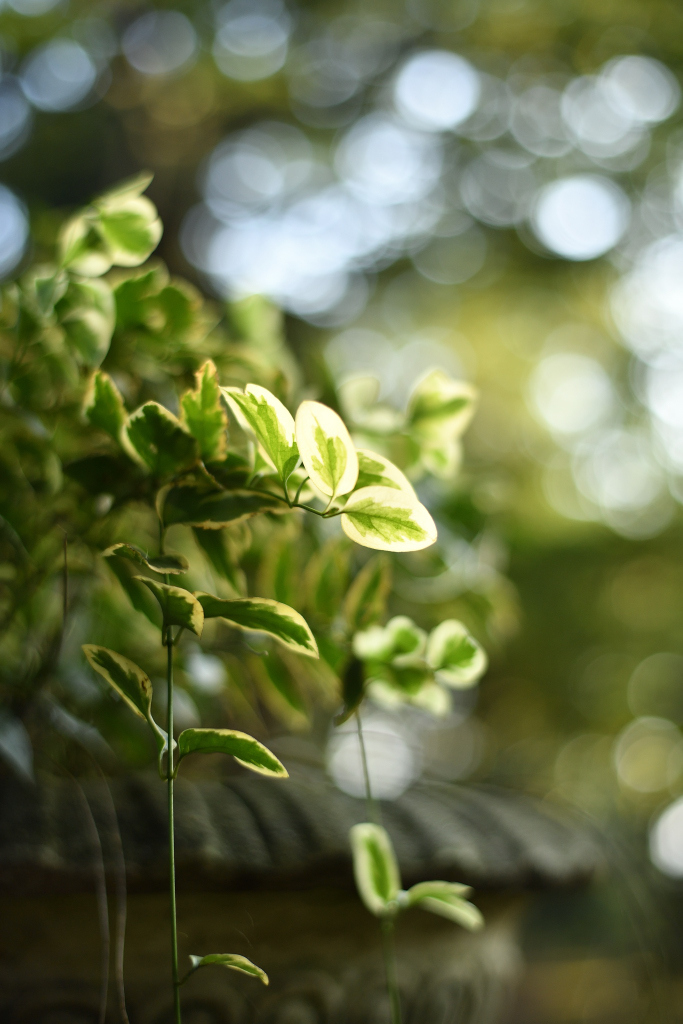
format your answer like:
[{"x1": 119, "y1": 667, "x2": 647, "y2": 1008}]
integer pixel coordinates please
[
  {"x1": 304, "y1": 538, "x2": 350, "y2": 623},
  {"x1": 295, "y1": 400, "x2": 358, "y2": 498},
  {"x1": 188, "y1": 953, "x2": 268, "y2": 985},
  {"x1": 181, "y1": 360, "x2": 227, "y2": 463},
  {"x1": 222, "y1": 384, "x2": 299, "y2": 482},
  {"x1": 125, "y1": 402, "x2": 199, "y2": 477},
  {"x1": 82, "y1": 644, "x2": 152, "y2": 719},
  {"x1": 84, "y1": 371, "x2": 126, "y2": 440},
  {"x1": 178, "y1": 727, "x2": 287, "y2": 777},
  {"x1": 341, "y1": 486, "x2": 437, "y2": 552},
  {"x1": 196, "y1": 593, "x2": 318, "y2": 658},
  {"x1": 161, "y1": 485, "x2": 283, "y2": 529},
  {"x1": 57, "y1": 278, "x2": 115, "y2": 367},
  {"x1": 426, "y1": 620, "x2": 487, "y2": 688},
  {"x1": 104, "y1": 542, "x2": 188, "y2": 576},
  {"x1": 134, "y1": 577, "x2": 204, "y2": 636},
  {"x1": 193, "y1": 528, "x2": 246, "y2": 594},
  {"x1": 105, "y1": 555, "x2": 161, "y2": 626},
  {"x1": 262, "y1": 652, "x2": 307, "y2": 716},
  {"x1": 350, "y1": 823, "x2": 401, "y2": 917},
  {"x1": 354, "y1": 450, "x2": 416, "y2": 496},
  {"x1": 335, "y1": 657, "x2": 365, "y2": 726},
  {"x1": 343, "y1": 555, "x2": 391, "y2": 633}
]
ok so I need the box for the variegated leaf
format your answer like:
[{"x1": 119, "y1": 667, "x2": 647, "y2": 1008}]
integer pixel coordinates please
[
  {"x1": 341, "y1": 486, "x2": 437, "y2": 552},
  {"x1": 295, "y1": 400, "x2": 358, "y2": 498},
  {"x1": 222, "y1": 384, "x2": 299, "y2": 482}
]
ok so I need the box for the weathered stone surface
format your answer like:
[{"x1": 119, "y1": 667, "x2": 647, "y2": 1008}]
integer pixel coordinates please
[{"x1": 0, "y1": 764, "x2": 599, "y2": 894}]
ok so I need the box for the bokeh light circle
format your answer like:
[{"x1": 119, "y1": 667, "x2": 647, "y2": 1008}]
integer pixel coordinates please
[
  {"x1": 213, "y1": 0, "x2": 290, "y2": 82},
  {"x1": 532, "y1": 174, "x2": 630, "y2": 260},
  {"x1": 0, "y1": 186, "x2": 28, "y2": 278},
  {"x1": 122, "y1": 11, "x2": 197, "y2": 77},
  {"x1": 394, "y1": 50, "x2": 480, "y2": 131},
  {"x1": 20, "y1": 40, "x2": 97, "y2": 112},
  {"x1": 651, "y1": 797, "x2": 683, "y2": 877}
]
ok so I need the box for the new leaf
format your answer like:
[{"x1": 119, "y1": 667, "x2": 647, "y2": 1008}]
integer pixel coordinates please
[
  {"x1": 187, "y1": 954, "x2": 268, "y2": 985},
  {"x1": 222, "y1": 384, "x2": 299, "y2": 483},
  {"x1": 350, "y1": 823, "x2": 401, "y2": 917},
  {"x1": 181, "y1": 360, "x2": 227, "y2": 463},
  {"x1": 177, "y1": 728, "x2": 287, "y2": 777},
  {"x1": 125, "y1": 402, "x2": 199, "y2": 477},
  {"x1": 295, "y1": 400, "x2": 358, "y2": 498},
  {"x1": 426, "y1": 620, "x2": 488, "y2": 688},
  {"x1": 84, "y1": 370, "x2": 126, "y2": 440}
]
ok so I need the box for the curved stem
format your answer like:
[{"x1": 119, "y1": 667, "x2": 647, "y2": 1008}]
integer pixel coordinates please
[
  {"x1": 355, "y1": 713, "x2": 400, "y2": 1022},
  {"x1": 166, "y1": 626, "x2": 182, "y2": 1024}
]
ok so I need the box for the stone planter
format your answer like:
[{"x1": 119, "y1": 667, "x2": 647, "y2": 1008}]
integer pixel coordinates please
[{"x1": 0, "y1": 763, "x2": 599, "y2": 1023}]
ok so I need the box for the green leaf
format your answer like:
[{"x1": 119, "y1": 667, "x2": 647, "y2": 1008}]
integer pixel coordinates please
[
  {"x1": 59, "y1": 213, "x2": 111, "y2": 277},
  {"x1": 341, "y1": 486, "x2": 437, "y2": 553},
  {"x1": 84, "y1": 370, "x2": 126, "y2": 440},
  {"x1": 353, "y1": 616, "x2": 427, "y2": 666},
  {"x1": 405, "y1": 881, "x2": 484, "y2": 931},
  {"x1": 125, "y1": 402, "x2": 199, "y2": 477},
  {"x1": 96, "y1": 195, "x2": 163, "y2": 267},
  {"x1": 97, "y1": 171, "x2": 155, "y2": 205},
  {"x1": 161, "y1": 485, "x2": 283, "y2": 529},
  {"x1": 343, "y1": 555, "x2": 391, "y2": 633},
  {"x1": 82, "y1": 644, "x2": 168, "y2": 755},
  {"x1": 195, "y1": 593, "x2": 318, "y2": 658},
  {"x1": 105, "y1": 555, "x2": 161, "y2": 626},
  {"x1": 57, "y1": 278, "x2": 115, "y2": 367},
  {"x1": 222, "y1": 384, "x2": 299, "y2": 482},
  {"x1": 188, "y1": 953, "x2": 268, "y2": 985},
  {"x1": 181, "y1": 360, "x2": 228, "y2": 463},
  {"x1": 295, "y1": 400, "x2": 358, "y2": 498},
  {"x1": 354, "y1": 450, "x2": 416, "y2": 496},
  {"x1": 104, "y1": 542, "x2": 189, "y2": 576},
  {"x1": 304, "y1": 538, "x2": 350, "y2": 623},
  {"x1": 134, "y1": 577, "x2": 204, "y2": 636},
  {"x1": 350, "y1": 823, "x2": 401, "y2": 917},
  {"x1": 426, "y1": 620, "x2": 487, "y2": 688},
  {"x1": 193, "y1": 528, "x2": 245, "y2": 593},
  {"x1": 408, "y1": 371, "x2": 477, "y2": 434},
  {"x1": 177, "y1": 727, "x2": 287, "y2": 777}
]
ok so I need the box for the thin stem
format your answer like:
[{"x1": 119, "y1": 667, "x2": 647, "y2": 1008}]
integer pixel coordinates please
[
  {"x1": 167, "y1": 626, "x2": 182, "y2": 1024},
  {"x1": 293, "y1": 475, "x2": 309, "y2": 504},
  {"x1": 355, "y1": 711, "x2": 381, "y2": 827},
  {"x1": 356, "y1": 713, "x2": 401, "y2": 1023},
  {"x1": 381, "y1": 919, "x2": 402, "y2": 1024}
]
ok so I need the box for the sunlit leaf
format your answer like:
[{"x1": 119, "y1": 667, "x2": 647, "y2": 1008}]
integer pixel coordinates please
[
  {"x1": 161, "y1": 485, "x2": 283, "y2": 529},
  {"x1": 295, "y1": 400, "x2": 358, "y2": 498},
  {"x1": 353, "y1": 616, "x2": 427, "y2": 666},
  {"x1": 104, "y1": 542, "x2": 189, "y2": 576},
  {"x1": 84, "y1": 370, "x2": 126, "y2": 440},
  {"x1": 95, "y1": 195, "x2": 163, "y2": 268},
  {"x1": 354, "y1": 450, "x2": 416, "y2": 496},
  {"x1": 350, "y1": 823, "x2": 401, "y2": 917},
  {"x1": 59, "y1": 213, "x2": 111, "y2": 277},
  {"x1": 408, "y1": 371, "x2": 477, "y2": 436},
  {"x1": 125, "y1": 402, "x2": 199, "y2": 477},
  {"x1": 134, "y1": 578, "x2": 204, "y2": 636},
  {"x1": 181, "y1": 360, "x2": 228, "y2": 463},
  {"x1": 188, "y1": 953, "x2": 268, "y2": 985},
  {"x1": 58, "y1": 278, "x2": 115, "y2": 367},
  {"x1": 195, "y1": 593, "x2": 318, "y2": 658},
  {"x1": 426, "y1": 620, "x2": 487, "y2": 688},
  {"x1": 406, "y1": 880, "x2": 484, "y2": 931},
  {"x1": 341, "y1": 486, "x2": 437, "y2": 552},
  {"x1": 222, "y1": 384, "x2": 299, "y2": 482},
  {"x1": 343, "y1": 555, "x2": 391, "y2": 633},
  {"x1": 177, "y1": 727, "x2": 287, "y2": 777}
]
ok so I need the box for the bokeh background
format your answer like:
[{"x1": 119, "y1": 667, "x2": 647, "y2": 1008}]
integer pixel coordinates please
[{"x1": 3, "y1": 0, "x2": 683, "y2": 1020}]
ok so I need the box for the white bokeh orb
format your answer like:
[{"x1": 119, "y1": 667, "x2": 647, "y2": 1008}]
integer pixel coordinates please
[
  {"x1": 532, "y1": 174, "x2": 630, "y2": 260},
  {"x1": 394, "y1": 50, "x2": 480, "y2": 132}
]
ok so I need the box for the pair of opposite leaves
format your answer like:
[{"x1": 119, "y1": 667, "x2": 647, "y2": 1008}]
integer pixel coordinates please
[{"x1": 224, "y1": 384, "x2": 437, "y2": 554}]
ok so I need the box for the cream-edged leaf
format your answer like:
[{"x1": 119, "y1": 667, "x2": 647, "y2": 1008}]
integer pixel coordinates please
[
  {"x1": 295, "y1": 400, "x2": 358, "y2": 498},
  {"x1": 426, "y1": 620, "x2": 487, "y2": 688},
  {"x1": 195, "y1": 593, "x2": 318, "y2": 657},
  {"x1": 103, "y1": 542, "x2": 189, "y2": 576},
  {"x1": 134, "y1": 577, "x2": 204, "y2": 636},
  {"x1": 222, "y1": 384, "x2": 299, "y2": 482},
  {"x1": 408, "y1": 371, "x2": 478, "y2": 438},
  {"x1": 354, "y1": 450, "x2": 416, "y2": 496},
  {"x1": 181, "y1": 360, "x2": 227, "y2": 463},
  {"x1": 350, "y1": 823, "x2": 401, "y2": 917},
  {"x1": 188, "y1": 953, "x2": 268, "y2": 985},
  {"x1": 177, "y1": 727, "x2": 287, "y2": 777},
  {"x1": 412, "y1": 891, "x2": 484, "y2": 931},
  {"x1": 341, "y1": 486, "x2": 437, "y2": 552}
]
